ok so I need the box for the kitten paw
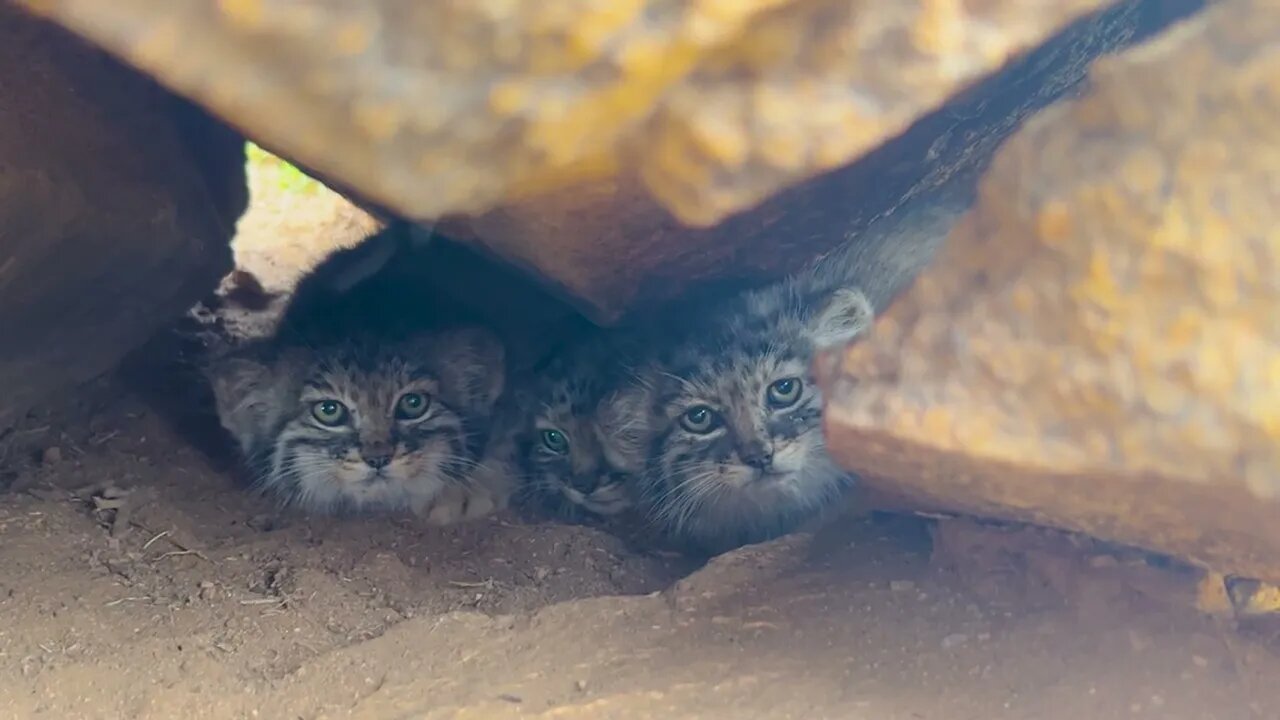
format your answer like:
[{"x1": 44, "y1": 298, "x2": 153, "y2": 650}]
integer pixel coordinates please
[{"x1": 421, "y1": 484, "x2": 499, "y2": 526}]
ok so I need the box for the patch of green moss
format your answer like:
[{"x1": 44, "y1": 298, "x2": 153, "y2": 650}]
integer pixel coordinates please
[{"x1": 245, "y1": 142, "x2": 324, "y2": 195}]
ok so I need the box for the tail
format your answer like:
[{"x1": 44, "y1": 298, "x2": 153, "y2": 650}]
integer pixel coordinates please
[
  {"x1": 308, "y1": 219, "x2": 429, "y2": 296},
  {"x1": 811, "y1": 182, "x2": 974, "y2": 312},
  {"x1": 279, "y1": 219, "x2": 434, "y2": 333}
]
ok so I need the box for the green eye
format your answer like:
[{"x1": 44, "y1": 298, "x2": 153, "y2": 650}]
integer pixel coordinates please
[
  {"x1": 766, "y1": 377, "x2": 803, "y2": 408},
  {"x1": 311, "y1": 399, "x2": 349, "y2": 426},
  {"x1": 541, "y1": 429, "x2": 569, "y2": 454},
  {"x1": 679, "y1": 405, "x2": 721, "y2": 434},
  {"x1": 395, "y1": 392, "x2": 430, "y2": 420}
]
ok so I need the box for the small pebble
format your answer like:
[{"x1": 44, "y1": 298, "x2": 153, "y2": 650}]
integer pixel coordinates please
[
  {"x1": 198, "y1": 581, "x2": 218, "y2": 601},
  {"x1": 41, "y1": 447, "x2": 62, "y2": 465},
  {"x1": 942, "y1": 633, "x2": 969, "y2": 649},
  {"x1": 889, "y1": 580, "x2": 915, "y2": 592},
  {"x1": 574, "y1": 679, "x2": 587, "y2": 692}
]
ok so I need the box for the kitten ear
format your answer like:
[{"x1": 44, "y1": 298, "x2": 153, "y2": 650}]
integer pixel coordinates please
[
  {"x1": 596, "y1": 383, "x2": 650, "y2": 474},
  {"x1": 809, "y1": 287, "x2": 875, "y2": 351},
  {"x1": 436, "y1": 327, "x2": 507, "y2": 416},
  {"x1": 204, "y1": 345, "x2": 292, "y2": 454}
]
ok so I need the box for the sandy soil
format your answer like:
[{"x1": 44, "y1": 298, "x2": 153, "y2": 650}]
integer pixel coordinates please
[{"x1": 0, "y1": 152, "x2": 1277, "y2": 719}]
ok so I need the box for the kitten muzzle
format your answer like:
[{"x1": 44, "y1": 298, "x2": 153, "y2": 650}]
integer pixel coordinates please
[
  {"x1": 738, "y1": 442, "x2": 774, "y2": 470},
  {"x1": 568, "y1": 473, "x2": 604, "y2": 492},
  {"x1": 360, "y1": 447, "x2": 394, "y2": 470}
]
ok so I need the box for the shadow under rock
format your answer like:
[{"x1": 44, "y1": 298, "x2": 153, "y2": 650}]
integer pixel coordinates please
[{"x1": 115, "y1": 313, "x2": 246, "y2": 483}]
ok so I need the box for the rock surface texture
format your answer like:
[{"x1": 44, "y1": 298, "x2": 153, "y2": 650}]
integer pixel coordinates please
[
  {"x1": 824, "y1": 0, "x2": 1280, "y2": 581},
  {"x1": 15, "y1": 0, "x2": 1108, "y2": 227},
  {"x1": 0, "y1": 7, "x2": 243, "y2": 430},
  {"x1": 437, "y1": 1, "x2": 1189, "y2": 321},
  {"x1": 13, "y1": 0, "x2": 1193, "y2": 323}
]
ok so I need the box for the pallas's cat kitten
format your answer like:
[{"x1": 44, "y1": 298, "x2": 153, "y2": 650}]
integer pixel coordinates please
[
  {"x1": 616, "y1": 282, "x2": 874, "y2": 554},
  {"x1": 514, "y1": 331, "x2": 646, "y2": 520},
  {"x1": 208, "y1": 222, "x2": 508, "y2": 520},
  {"x1": 614, "y1": 192, "x2": 968, "y2": 553},
  {"x1": 209, "y1": 329, "x2": 504, "y2": 516}
]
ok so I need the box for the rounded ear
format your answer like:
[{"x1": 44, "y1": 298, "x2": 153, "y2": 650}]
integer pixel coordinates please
[
  {"x1": 204, "y1": 344, "x2": 293, "y2": 453},
  {"x1": 809, "y1": 287, "x2": 875, "y2": 352},
  {"x1": 596, "y1": 382, "x2": 650, "y2": 474},
  {"x1": 435, "y1": 327, "x2": 507, "y2": 416}
]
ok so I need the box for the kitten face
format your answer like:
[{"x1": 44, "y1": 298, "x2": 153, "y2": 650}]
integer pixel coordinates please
[
  {"x1": 630, "y1": 284, "x2": 872, "y2": 553},
  {"x1": 515, "y1": 336, "x2": 646, "y2": 519},
  {"x1": 525, "y1": 390, "x2": 633, "y2": 517},
  {"x1": 209, "y1": 329, "x2": 504, "y2": 515}
]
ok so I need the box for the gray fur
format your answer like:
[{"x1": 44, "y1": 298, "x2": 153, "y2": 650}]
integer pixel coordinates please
[
  {"x1": 614, "y1": 189, "x2": 969, "y2": 553},
  {"x1": 617, "y1": 285, "x2": 858, "y2": 553},
  {"x1": 808, "y1": 188, "x2": 971, "y2": 315},
  {"x1": 514, "y1": 332, "x2": 643, "y2": 519},
  {"x1": 207, "y1": 328, "x2": 505, "y2": 515}
]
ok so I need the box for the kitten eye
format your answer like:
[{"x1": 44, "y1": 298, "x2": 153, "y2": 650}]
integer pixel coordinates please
[
  {"x1": 540, "y1": 429, "x2": 569, "y2": 454},
  {"x1": 395, "y1": 392, "x2": 431, "y2": 420},
  {"x1": 766, "y1": 377, "x2": 803, "y2": 408},
  {"x1": 679, "y1": 405, "x2": 721, "y2": 434},
  {"x1": 311, "y1": 399, "x2": 349, "y2": 426}
]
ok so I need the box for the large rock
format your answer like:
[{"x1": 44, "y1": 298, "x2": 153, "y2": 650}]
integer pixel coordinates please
[
  {"x1": 437, "y1": 1, "x2": 1193, "y2": 321},
  {"x1": 15, "y1": 0, "x2": 1109, "y2": 227},
  {"x1": 14, "y1": 0, "x2": 1198, "y2": 323},
  {"x1": 823, "y1": 0, "x2": 1280, "y2": 580},
  {"x1": 0, "y1": 7, "x2": 243, "y2": 430}
]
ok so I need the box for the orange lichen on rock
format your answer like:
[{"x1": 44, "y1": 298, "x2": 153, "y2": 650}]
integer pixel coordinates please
[{"x1": 824, "y1": 0, "x2": 1280, "y2": 580}]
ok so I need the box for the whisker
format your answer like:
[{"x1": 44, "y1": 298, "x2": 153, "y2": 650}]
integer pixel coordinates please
[{"x1": 646, "y1": 467, "x2": 719, "y2": 525}]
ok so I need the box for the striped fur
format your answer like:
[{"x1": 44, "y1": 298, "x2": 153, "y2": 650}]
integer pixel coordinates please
[{"x1": 208, "y1": 329, "x2": 504, "y2": 516}]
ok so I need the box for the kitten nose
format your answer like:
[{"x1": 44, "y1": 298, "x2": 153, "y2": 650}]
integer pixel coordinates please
[
  {"x1": 739, "y1": 443, "x2": 774, "y2": 470},
  {"x1": 364, "y1": 455, "x2": 392, "y2": 470},
  {"x1": 361, "y1": 443, "x2": 394, "y2": 469}
]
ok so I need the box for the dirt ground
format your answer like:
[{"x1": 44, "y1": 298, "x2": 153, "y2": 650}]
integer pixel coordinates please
[{"x1": 1, "y1": 153, "x2": 1278, "y2": 719}]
